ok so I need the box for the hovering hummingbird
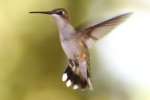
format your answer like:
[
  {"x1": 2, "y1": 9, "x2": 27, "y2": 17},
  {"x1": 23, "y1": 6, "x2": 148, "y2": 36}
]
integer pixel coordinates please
[{"x1": 29, "y1": 8, "x2": 131, "y2": 90}]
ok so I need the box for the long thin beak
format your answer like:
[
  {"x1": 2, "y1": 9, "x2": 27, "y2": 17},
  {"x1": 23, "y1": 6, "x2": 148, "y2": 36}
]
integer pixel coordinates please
[{"x1": 29, "y1": 11, "x2": 53, "y2": 15}]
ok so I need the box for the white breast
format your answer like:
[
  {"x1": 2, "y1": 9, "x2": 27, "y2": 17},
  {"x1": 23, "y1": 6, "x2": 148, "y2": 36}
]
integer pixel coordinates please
[{"x1": 61, "y1": 40, "x2": 80, "y2": 59}]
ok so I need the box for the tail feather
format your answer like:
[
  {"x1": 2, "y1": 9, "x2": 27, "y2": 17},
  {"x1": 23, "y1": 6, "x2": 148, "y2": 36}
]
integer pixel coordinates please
[{"x1": 62, "y1": 59, "x2": 93, "y2": 90}]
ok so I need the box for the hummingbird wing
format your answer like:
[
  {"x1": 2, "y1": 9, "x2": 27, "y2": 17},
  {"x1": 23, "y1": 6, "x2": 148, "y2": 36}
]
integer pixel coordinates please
[{"x1": 79, "y1": 12, "x2": 132, "y2": 48}]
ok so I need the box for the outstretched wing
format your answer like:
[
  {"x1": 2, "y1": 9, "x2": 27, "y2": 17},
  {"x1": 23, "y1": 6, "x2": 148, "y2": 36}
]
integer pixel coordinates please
[{"x1": 79, "y1": 12, "x2": 132, "y2": 48}]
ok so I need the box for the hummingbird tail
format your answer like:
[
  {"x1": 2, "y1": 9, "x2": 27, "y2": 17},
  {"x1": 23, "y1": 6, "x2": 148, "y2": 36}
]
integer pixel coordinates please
[{"x1": 61, "y1": 59, "x2": 93, "y2": 90}]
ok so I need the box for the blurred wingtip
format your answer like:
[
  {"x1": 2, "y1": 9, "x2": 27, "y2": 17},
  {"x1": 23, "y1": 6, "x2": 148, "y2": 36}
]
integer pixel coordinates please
[
  {"x1": 124, "y1": 12, "x2": 133, "y2": 17},
  {"x1": 117, "y1": 12, "x2": 133, "y2": 19},
  {"x1": 120, "y1": 12, "x2": 133, "y2": 19}
]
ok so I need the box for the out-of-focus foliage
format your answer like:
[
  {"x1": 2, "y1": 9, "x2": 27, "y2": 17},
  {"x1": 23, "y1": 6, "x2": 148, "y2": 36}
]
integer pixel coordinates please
[{"x1": 0, "y1": 0, "x2": 149, "y2": 100}]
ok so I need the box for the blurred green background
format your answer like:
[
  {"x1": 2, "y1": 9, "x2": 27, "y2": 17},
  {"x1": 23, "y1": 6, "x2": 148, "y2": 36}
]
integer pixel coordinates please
[{"x1": 0, "y1": 0, "x2": 149, "y2": 100}]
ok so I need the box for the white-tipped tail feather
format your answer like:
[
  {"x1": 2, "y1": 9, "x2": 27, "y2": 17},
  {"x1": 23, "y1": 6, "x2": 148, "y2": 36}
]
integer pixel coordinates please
[
  {"x1": 66, "y1": 80, "x2": 72, "y2": 87},
  {"x1": 62, "y1": 73, "x2": 68, "y2": 82},
  {"x1": 73, "y1": 85, "x2": 79, "y2": 90},
  {"x1": 62, "y1": 59, "x2": 93, "y2": 90}
]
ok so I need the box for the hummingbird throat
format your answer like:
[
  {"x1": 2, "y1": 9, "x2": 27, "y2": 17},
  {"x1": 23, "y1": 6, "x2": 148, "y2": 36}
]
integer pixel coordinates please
[{"x1": 52, "y1": 14, "x2": 76, "y2": 40}]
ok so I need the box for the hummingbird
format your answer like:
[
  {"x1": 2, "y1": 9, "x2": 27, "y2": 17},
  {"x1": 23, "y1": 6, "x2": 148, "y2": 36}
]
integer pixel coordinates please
[{"x1": 29, "y1": 8, "x2": 131, "y2": 90}]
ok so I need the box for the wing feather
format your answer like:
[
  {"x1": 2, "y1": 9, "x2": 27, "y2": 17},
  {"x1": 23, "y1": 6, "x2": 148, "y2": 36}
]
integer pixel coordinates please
[{"x1": 80, "y1": 12, "x2": 132, "y2": 48}]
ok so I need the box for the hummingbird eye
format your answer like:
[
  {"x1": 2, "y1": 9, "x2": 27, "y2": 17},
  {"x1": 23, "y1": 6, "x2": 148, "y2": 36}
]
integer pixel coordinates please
[{"x1": 57, "y1": 10, "x2": 65, "y2": 16}]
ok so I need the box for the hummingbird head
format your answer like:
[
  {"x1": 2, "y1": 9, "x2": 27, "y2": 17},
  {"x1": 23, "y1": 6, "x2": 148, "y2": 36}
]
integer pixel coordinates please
[
  {"x1": 29, "y1": 8, "x2": 69, "y2": 20},
  {"x1": 30, "y1": 8, "x2": 75, "y2": 33}
]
